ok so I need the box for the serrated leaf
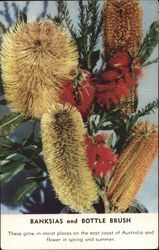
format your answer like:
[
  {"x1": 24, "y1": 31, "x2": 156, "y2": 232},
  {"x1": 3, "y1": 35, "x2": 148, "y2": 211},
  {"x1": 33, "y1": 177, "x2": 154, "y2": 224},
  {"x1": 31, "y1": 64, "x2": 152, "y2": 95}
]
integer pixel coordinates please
[
  {"x1": 0, "y1": 112, "x2": 22, "y2": 137},
  {"x1": 1, "y1": 163, "x2": 25, "y2": 185},
  {"x1": 13, "y1": 181, "x2": 38, "y2": 204},
  {"x1": 1, "y1": 159, "x2": 25, "y2": 173}
]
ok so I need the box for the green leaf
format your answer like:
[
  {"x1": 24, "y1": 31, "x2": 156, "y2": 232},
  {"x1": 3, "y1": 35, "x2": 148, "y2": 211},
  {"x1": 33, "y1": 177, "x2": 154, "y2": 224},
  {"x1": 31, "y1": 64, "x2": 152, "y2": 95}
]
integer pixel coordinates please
[
  {"x1": 89, "y1": 50, "x2": 100, "y2": 71},
  {"x1": 0, "y1": 112, "x2": 22, "y2": 137},
  {"x1": 0, "y1": 148, "x2": 15, "y2": 160},
  {"x1": 1, "y1": 163, "x2": 25, "y2": 185},
  {"x1": 126, "y1": 199, "x2": 148, "y2": 213},
  {"x1": 0, "y1": 98, "x2": 7, "y2": 106},
  {"x1": 1, "y1": 159, "x2": 25, "y2": 173},
  {"x1": 26, "y1": 171, "x2": 47, "y2": 182},
  {"x1": 0, "y1": 136, "x2": 13, "y2": 146},
  {"x1": 142, "y1": 57, "x2": 159, "y2": 67},
  {"x1": 13, "y1": 181, "x2": 38, "y2": 204},
  {"x1": 136, "y1": 99, "x2": 159, "y2": 118},
  {"x1": 139, "y1": 21, "x2": 159, "y2": 63},
  {"x1": 125, "y1": 119, "x2": 131, "y2": 133},
  {"x1": 107, "y1": 133, "x2": 113, "y2": 147},
  {"x1": 130, "y1": 114, "x2": 139, "y2": 127}
]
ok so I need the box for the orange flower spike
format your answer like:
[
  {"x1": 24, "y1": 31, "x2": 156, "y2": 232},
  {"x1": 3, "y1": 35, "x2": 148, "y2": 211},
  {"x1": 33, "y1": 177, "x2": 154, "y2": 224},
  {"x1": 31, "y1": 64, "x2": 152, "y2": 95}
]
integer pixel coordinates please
[
  {"x1": 102, "y1": 0, "x2": 143, "y2": 59},
  {"x1": 108, "y1": 121, "x2": 158, "y2": 212}
]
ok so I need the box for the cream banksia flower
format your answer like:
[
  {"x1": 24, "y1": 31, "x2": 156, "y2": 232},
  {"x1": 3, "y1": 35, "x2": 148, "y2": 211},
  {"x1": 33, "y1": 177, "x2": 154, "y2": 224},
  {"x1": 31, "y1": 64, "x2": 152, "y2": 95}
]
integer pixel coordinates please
[
  {"x1": 1, "y1": 20, "x2": 78, "y2": 118},
  {"x1": 102, "y1": 0, "x2": 143, "y2": 59},
  {"x1": 41, "y1": 103, "x2": 98, "y2": 212},
  {"x1": 108, "y1": 121, "x2": 158, "y2": 212}
]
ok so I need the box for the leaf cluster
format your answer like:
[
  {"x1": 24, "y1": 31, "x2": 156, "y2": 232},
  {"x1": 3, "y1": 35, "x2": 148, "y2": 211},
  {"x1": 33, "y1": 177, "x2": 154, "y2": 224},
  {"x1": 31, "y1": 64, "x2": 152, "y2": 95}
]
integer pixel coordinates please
[
  {"x1": 0, "y1": 112, "x2": 47, "y2": 204},
  {"x1": 139, "y1": 21, "x2": 159, "y2": 64},
  {"x1": 55, "y1": 0, "x2": 102, "y2": 72},
  {"x1": 87, "y1": 99, "x2": 158, "y2": 153}
]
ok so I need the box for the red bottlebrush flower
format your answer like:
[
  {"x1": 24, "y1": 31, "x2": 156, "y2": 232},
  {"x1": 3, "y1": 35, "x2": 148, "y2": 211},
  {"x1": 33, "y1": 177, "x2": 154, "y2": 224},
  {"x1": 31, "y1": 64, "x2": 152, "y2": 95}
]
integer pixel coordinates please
[
  {"x1": 85, "y1": 134, "x2": 117, "y2": 177},
  {"x1": 108, "y1": 51, "x2": 131, "y2": 68},
  {"x1": 95, "y1": 80, "x2": 130, "y2": 109},
  {"x1": 100, "y1": 69, "x2": 121, "y2": 82},
  {"x1": 108, "y1": 51, "x2": 142, "y2": 81},
  {"x1": 93, "y1": 51, "x2": 143, "y2": 111},
  {"x1": 124, "y1": 73, "x2": 137, "y2": 88},
  {"x1": 60, "y1": 68, "x2": 95, "y2": 121}
]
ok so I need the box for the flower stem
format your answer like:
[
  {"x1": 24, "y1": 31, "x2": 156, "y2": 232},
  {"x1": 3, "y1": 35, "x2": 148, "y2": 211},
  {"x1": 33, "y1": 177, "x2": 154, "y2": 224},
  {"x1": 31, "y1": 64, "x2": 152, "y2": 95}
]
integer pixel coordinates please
[{"x1": 104, "y1": 175, "x2": 109, "y2": 213}]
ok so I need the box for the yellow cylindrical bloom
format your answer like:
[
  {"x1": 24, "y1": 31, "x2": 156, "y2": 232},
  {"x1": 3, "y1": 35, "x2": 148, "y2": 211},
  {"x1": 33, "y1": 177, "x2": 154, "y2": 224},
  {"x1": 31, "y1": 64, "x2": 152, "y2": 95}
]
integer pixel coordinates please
[
  {"x1": 102, "y1": 0, "x2": 143, "y2": 59},
  {"x1": 1, "y1": 20, "x2": 78, "y2": 118},
  {"x1": 117, "y1": 88, "x2": 138, "y2": 118},
  {"x1": 41, "y1": 103, "x2": 98, "y2": 212},
  {"x1": 108, "y1": 121, "x2": 158, "y2": 212}
]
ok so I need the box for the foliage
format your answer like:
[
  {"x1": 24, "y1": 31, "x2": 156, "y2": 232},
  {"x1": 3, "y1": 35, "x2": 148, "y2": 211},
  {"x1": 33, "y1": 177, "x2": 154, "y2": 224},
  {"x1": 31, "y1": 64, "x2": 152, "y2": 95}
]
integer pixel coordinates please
[
  {"x1": 55, "y1": 0, "x2": 102, "y2": 72},
  {"x1": 139, "y1": 21, "x2": 159, "y2": 64},
  {"x1": 0, "y1": 1, "x2": 48, "y2": 27}
]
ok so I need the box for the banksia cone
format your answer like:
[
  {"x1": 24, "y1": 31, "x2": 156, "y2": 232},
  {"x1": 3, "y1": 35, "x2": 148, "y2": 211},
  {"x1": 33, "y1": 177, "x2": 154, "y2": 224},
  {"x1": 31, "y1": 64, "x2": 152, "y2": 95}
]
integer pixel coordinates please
[
  {"x1": 41, "y1": 103, "x2": 97, "y2": 212},
  {"x1": 108, "y1": 121, "x2": 158, "y2": 212},
  {"x1": 102, "y1": 0, "x2": 143, "y2": 59},
  {"x1": 1, "y1": 20, "x2": 78, "y2": 118},
  {"x1": 117, "y1": 88, "x2": 138, "y2": 117}
]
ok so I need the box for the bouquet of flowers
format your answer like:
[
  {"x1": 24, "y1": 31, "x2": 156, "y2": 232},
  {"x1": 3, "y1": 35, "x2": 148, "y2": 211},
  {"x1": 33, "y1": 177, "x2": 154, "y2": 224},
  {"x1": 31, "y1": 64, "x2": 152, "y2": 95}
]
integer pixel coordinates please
[{"x1": 0, "y1": 0, "x2": 158, "y2": 214}]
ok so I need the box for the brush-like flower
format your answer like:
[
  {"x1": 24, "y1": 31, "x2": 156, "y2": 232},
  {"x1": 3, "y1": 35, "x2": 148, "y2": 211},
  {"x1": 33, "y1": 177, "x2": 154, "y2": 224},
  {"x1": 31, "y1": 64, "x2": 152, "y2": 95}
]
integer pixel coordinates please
[
  {"x1": 102, "y1": 0, "x2": 143, "y2": 59},
  {"x1": 85, "y1": 133, "x2": 117, "y2": 177},
  {"x1": 94, "y1": 51, "x2": 143, "y2": 112},
  {"x1": 108, "y1": 121, "x2": 158, "y2": 212},
  {"x1": 1, "y1": 20, "x2": 78, "y2": 118},
  {"x1": 41, "y1": 103, "x2": 98, "y2": 212},
  {"x1": 60, "y1": 68, "x2": 95, "y2": 121}
]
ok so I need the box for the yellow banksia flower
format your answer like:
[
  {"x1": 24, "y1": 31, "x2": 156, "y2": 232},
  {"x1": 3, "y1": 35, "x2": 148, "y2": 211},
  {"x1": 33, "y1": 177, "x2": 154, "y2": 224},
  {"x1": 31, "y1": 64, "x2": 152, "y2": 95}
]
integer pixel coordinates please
[
  {"x1": 1, "y1": 20, "x2": 78, "y2": 118},
  {"x1": 41, "y1": 103, "x2": 98, "y2": 212},
  {"x1": 117, "y1": 88, "x2": 138, "y2": 118},
  {"x1": 102, "y1": 0, "x2": 143, "y2": 59},
  {"x1": 108, "y1": 121, "x2": 158, "y2": 212}
]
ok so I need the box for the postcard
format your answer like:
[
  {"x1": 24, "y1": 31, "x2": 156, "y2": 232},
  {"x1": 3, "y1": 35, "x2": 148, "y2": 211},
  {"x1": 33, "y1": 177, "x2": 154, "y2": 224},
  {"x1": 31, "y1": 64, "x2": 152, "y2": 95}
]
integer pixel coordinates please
[{"x1": 0, "y1": 1, "x2": 158, "y2": 249}]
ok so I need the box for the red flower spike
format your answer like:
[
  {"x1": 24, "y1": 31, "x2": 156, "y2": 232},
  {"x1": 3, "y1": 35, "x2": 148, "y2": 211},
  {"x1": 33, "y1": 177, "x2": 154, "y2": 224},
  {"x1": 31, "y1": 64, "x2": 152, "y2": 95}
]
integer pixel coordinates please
[
  {"x1": 132, "y1": 57, "x2": 143, "y2": 79},
  {"x1": 61, "y1": 69, "x2": 95, "y2": 121},
  {"x1": 85, "y1": 134, "x2": 117, "y2": 177},
  {"x1": 117, "y1": 80, "x2": 130, "y2": 97},
  {"x1": 101, "y1": 69, "x2": 121, "y2": 82},
  {"x1": 93, "y1": 51, "x2": 143, "y2": 111},
  {"x1": 95, "y1": 80, "x2": 130, "y2": 109},
  {"x1": 108, "y1": 51, "x2": 131, "y2": 68},
  {"x1": 124, "y1": 73, "x2": 137, "y2": 87}
]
